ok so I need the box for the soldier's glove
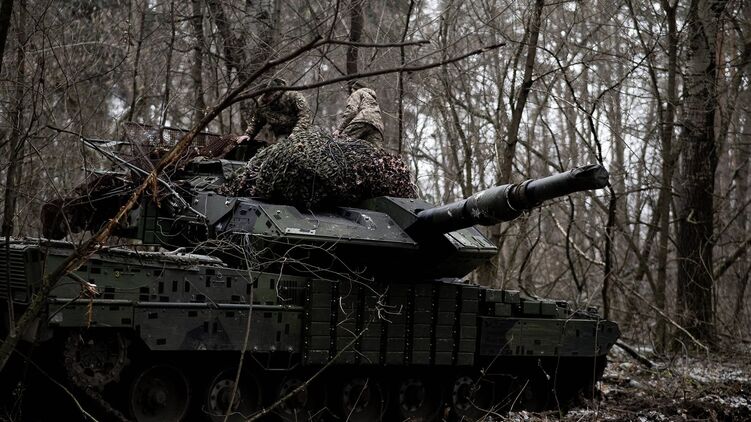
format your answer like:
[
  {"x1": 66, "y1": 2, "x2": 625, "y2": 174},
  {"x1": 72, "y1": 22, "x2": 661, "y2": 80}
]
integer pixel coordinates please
[{"x1": 235, "y1": 135, "x2": 251, "y2": 144}]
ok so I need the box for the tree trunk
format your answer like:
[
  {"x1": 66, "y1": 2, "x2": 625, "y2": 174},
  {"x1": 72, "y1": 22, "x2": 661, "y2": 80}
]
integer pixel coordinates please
[
  {"x1": 655, "y1": 0, "x2": 679, "y2": 351},
  {"x1": 1, "y1": 0, "x2": 25, "y2": 239},
  {"x1": 190, "y1": 0, "x2": 207, "y2": 125},
  {"x1": 159, "y1": 1, "x2": 176, "y2": 128},
  {"x1": 498, "y1": 0, "x2": 544, "y2": 184},
  {"x1": 126, "y1": 3, "x2": 146, "y2": 123},
  {"x1": 346, "y1": 0, "x2": 364, "y2": 83},
  {"x1": 675, "y1": 0, "x2": 726, "y2": 347},
  {"x1": 626, "y1": 0, "x2": 681, "y2": 349},
  {"x1": 207, "y1": 0, "x2": 279, "y2": 131},
  {"x1": 0, "y1": 0, "x2": 13, "y2": 76},
  {"x1": 206, "y1": 0, "x2": 250, "y2": 130},
  {"x1": 480, "y1": 0, "x2": 544, "y2": 288},
  {"x1": 1, "y1": 0, "x2": 21, "y2": 342},
  {"x1": 397, "y1": 0, "x2": 415, "y2": 154},
  {"x1": 731, "y1": 90, "x2": 750, "y2": 329}
]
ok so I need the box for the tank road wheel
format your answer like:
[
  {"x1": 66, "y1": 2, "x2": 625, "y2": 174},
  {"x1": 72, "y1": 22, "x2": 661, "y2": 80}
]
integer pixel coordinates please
[
  {"x1": 204, "y1": 368, "x2": 261, "y2": 422},
  {"x1": 276, "y1": 376, "x2": 326, "y2": 421},
  {"x1": 64, "y1": 330, "x2": 130, "y2": 389},
  {"x1": 129, "y1": 364, "x2": 190, "y2": 422},
  {"x1": 397, "y1": 376, "x2": 443, "y2": 421},
  {"x1": 450, "y1": 375, "x2": 494, "y2": 420},
  {"x1": 339, "y1": 376, "x2": 385, "y2": 422}
]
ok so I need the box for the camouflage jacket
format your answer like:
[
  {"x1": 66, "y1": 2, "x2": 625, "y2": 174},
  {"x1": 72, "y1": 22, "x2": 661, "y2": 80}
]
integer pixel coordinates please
[
  {"x1": 245, "y1": 91, "x2": 312, "y2": 139},
  {"x1": 337, "y1": 88, "x2": 384, "y2": 136}
]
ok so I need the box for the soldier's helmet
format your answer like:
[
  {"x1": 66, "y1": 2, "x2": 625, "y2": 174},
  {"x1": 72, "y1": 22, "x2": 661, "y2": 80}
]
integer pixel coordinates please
[
  {"x1": 349, "y1": 80, "x2": 368, "y2": 93},
  {"x1": 269, "y1": 78, "x2": 287, "y2": 87},
  {"x1": 260, "y1": 78, "x2": 288, "y2": 104}
]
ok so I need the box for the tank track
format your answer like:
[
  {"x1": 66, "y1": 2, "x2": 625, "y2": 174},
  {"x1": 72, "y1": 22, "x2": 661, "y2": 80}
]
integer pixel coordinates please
[{"x1": 42, "y1": 330, "x2": 606, "y2": 421}]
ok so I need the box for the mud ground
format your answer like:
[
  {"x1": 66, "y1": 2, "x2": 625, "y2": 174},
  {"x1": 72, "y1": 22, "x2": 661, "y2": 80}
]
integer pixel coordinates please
[{"x1": 501, "y1": 346, "x2": 751, "y2": 422}]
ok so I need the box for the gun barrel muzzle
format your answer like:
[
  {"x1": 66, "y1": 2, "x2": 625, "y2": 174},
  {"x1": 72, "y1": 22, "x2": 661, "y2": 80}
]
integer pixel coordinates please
[
  {"x1": 410, "y1": 164, "x2": 609, "y2": 236},
  {"x1": 522, "y1": 164, "x2": 609, "y2": 206}
]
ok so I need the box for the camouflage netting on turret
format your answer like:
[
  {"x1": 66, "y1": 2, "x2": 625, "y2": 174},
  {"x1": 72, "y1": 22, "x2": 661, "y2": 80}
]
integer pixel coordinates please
[{"x1": 223, "y1": 128, "x2": 415, "y2": 209}]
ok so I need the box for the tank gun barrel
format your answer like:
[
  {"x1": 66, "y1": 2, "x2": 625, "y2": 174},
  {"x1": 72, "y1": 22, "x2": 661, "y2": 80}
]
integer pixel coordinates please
[{"x1": 410, "y1": 164, "x2": 609, "y2": 235}]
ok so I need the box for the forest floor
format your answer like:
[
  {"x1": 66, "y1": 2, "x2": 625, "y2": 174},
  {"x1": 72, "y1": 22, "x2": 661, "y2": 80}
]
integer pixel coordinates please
[{"x1": 505, "y1": 345, "x2": 751, "y2": 421}]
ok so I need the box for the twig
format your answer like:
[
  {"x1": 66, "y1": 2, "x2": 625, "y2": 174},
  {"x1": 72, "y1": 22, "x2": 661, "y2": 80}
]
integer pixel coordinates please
[
  {"x1": 222, "y1": 235, "x2": 256, "y2": 422},
  {"x1": 4, "y1": 236, "x2": 15, "y2": 338},
  {"x1": 245, "y1": 331, "x2": 365, "y2": 421},
  {"x1": 346, "y1": 377, "x2": 369, "y2": 421},
  {"x1": 46, "y1": 126, "x2": 207, "y2": 220},
  {"x1": 550, "y1": 213, "x2": 605, "y2": 266},
  {"x1": 621, "y1": 284, "x2": 709, "y2": 352},
  {"x1": 14, "y1": 349, "x2": 100, "y2": 422},
  {"x1": 508, "y1": 379, "x2": 529, "y2": 412}
]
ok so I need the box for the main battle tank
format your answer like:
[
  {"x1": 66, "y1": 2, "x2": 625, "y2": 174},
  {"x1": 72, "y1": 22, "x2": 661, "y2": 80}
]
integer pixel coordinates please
[{"x1": 0, "y1": 129, "x2": 619, "y2": 422}]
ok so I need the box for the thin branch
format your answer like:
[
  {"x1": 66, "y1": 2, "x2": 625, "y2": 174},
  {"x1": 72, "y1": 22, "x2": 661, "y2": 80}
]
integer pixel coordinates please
[
  {"x1": 245, "y1": 331, "x2": 364, "y2": 421},
  {"x1": 326, "y1": 38, "x2": 428, "y2": 48},
  {"x1": 14, "y1": 350, "x2": 100, "y2": 421},
  {"x1": 233, "y1": 42, "x2": 506, "y2": 103},
  {"x1": 714, "y1": 236, "x2": 751, "y2": 280},
  {"x1": 223, "y1": 235, "x2": 255, "y2": 422},
  {"x1": 621, "y1": 283, "x2": 709, "y2": 352}
]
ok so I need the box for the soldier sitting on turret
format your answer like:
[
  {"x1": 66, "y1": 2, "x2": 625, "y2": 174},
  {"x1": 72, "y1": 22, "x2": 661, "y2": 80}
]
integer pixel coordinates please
[
  {"x1": 334, "y1": 81, "x2": 384, "y2": 144},
  {"x1": 239, "y1": 78, "x2": 312, "y2": 143}
]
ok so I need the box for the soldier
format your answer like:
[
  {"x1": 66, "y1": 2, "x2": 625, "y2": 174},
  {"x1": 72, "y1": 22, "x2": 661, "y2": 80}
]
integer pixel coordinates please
[
  {"x1": 335, "y1": 81, "x2": 384, "y2": 144},
  {"x1": 235, "y1": 78, "x2": 312, "y2": 147}
]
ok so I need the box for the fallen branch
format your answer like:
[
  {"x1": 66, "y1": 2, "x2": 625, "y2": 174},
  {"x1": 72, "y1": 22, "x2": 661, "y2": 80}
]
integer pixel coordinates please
[
  {"x1": 616, "y1": 340, "x2": 656, "y2": 369},
  {"x1": 0, "y1": 34, "x2": 324, "y2": 373}
]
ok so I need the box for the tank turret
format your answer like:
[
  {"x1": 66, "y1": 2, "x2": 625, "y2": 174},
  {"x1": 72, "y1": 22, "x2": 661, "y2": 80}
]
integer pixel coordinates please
[{"x1": 108, "y1": 163, "x2": 610, "y2": 279}]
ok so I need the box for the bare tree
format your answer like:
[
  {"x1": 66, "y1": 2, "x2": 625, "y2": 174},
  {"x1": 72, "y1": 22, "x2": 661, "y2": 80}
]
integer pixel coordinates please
[
  {"x1": 0, "y1": 0, "x2": 23, "y2": 239},
  {"x1": 0, "y1": 0, "x2": 13, "y2": 76},
  {"x1": 675, "y1": 0, "x2": 728, "y2": 347}
]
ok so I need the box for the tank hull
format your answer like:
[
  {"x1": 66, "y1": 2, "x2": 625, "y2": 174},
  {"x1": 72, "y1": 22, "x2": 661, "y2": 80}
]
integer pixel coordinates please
[{"x1": 2, "y1": 239, "x2": 618, "y2": 421}]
